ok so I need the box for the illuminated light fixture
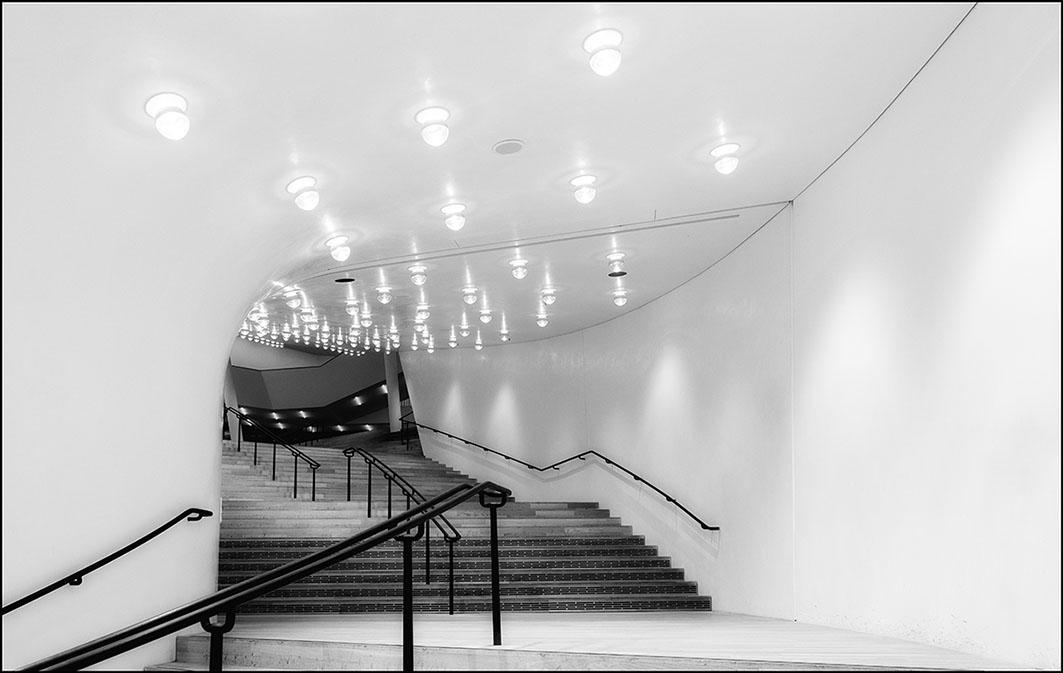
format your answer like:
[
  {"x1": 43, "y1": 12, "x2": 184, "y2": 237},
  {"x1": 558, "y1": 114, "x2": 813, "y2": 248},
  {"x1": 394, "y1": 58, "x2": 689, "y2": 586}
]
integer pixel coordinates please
[
  {"x1": 711, "y1": 143, "x2": 740, "y2": 175},
  {"x1": 360, "y1": 309, "x2": 373, "y2": 328},
  {"x1": 509, "y1": 258, "x2": 529, "y2": 279},
  {"x1": 282, "y1": 323, "x2": 292, "y2": 340},
  {"x1": 239, "y1": 321, "x2": 250, "y2": 336},
  {"x1": 479, "y1": 309, "x2": 492, "y2": 324},
  {"x1": 415, "y1": 304, "x2": 431, "y2": 321},
  {"x1": 325, "y1": 235, "x2": 351, "y2": 262},
  {"x1": 541, "y1": 288, "x2": 557, "y2": 306},
  {"x1": 499, "y1": 317, "x2": 511, "y2": 342},
  {"x1": 345, "y1": 301, "x2": 359, "y2": 316},
  {"x1": 536, "y1": 302, "x2": 549, "y2": 328},
  {"x1": 582, "y1": 28, "x2": 623, "y2": 77},
  {"x1": 414, "y1": 322, "x2": 426, "y2": 333},
  {"x1": 459, "y1": 315, "x2": 471, "y2": 338},
  {"x1": 284, "y1": 292, "x2": 302, "y2": 309},
  {"x1": 410, "y1": 337, "x2": 418, "y2": 351},
  {"x1": 376, "y1": 286, "x2": 393, "y2": 304},
  {"x1": 474, "y1": 331, "x2": 484, "y2": 351},
  {"x1": 714, "y1": 155, "x2": 739, "y2": 175},
  {"x1": 144, "y1": 92, "x2": 190, "y2": 140},
  {"x1": 408, "y1": 265, "x2": 428, "y2": 286},
  {"x1": 427, "y1": 341, "x2": 435, "y2": 354},
  {"x1": 449, "y1": 326, "x2": 458, "y2": 348},
  {"x1": 442, "y1": 203, "x2": 467, "y2": 232},
  {"x1": 286, "y1": 176, "x2": 320, "y2": 211},
  {"x1": 570, "y1": 175, "x2": 597, "y2": 204},
  {"x1": 415, "y1": 106, "x2": 450, "y2": 147},
  {"x1": 462, "y1": 286, "x2": 478, "y2": 305},
  {"x1": 612, "y1": 288, "x2": 629, "y2": 307},
  {"x1": 606, "y1": 252, "x2": 627, "y2": 277}
]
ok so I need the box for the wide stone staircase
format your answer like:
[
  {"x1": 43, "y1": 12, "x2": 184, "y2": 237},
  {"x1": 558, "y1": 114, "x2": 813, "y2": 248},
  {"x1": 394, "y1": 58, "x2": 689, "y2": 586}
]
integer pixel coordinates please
[{"x1": 217, "y1": 431, "x2": 713, "y2": 613}]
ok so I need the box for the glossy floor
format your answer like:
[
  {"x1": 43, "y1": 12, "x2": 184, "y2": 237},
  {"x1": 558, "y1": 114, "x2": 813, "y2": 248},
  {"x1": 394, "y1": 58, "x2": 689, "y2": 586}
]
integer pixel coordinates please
[{"x1": 223, "y1": 611, "x2": 1019, "y2": 670}]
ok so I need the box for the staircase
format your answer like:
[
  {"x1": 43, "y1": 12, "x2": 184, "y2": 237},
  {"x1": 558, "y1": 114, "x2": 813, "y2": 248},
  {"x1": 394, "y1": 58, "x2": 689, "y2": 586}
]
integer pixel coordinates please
[{"x1": 217, "y1": 431, "x2": 713, "y2": 613}]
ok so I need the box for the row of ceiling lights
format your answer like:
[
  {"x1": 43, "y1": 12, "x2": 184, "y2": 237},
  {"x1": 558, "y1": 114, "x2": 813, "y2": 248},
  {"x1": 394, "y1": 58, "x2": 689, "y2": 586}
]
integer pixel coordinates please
[{"x1": 244, "y1": 247, "x2": 630, "y2": 355}]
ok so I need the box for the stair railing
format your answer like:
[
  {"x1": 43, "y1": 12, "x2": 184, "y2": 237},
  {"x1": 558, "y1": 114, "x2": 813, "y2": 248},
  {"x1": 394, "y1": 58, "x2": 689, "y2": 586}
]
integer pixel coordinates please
[
  {"x1": 225, "y1": 406, "x2": 320, "y2": 501},
  {"x1": 401, "y1": 414, "x2": 719, "y2": 532},
  {"x1": 343, "y1": 447, "x2": 463, "y2": 614},
  {"x1": 20, "y1": 481, "x2": 511, "y2": 672},
  {"x1": 2, "y1": 507, "x2": 213, "y2": 616}
]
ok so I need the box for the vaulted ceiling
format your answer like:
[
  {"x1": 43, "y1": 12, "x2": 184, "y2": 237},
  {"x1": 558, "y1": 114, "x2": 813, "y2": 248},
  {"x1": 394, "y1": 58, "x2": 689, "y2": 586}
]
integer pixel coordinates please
[{"x1": 5, "y1": 3, "x2": 973, "y2": 356}]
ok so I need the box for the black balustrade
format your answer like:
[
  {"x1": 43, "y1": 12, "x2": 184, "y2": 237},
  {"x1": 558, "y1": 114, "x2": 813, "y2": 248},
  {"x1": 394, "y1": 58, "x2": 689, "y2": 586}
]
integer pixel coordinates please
[{"x1": 226, "y1": 407, "x2": 319, "y2": 502}]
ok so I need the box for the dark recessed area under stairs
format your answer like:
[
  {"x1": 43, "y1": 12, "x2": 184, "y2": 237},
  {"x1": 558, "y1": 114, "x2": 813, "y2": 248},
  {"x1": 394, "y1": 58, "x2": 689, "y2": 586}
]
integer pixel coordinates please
[{"x1": 218, "y1": 431, "x2": 712, "y2": 614}]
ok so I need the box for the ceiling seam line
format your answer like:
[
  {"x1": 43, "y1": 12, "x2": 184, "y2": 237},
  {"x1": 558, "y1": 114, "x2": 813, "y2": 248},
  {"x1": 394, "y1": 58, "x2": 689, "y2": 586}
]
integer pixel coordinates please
[{"x1": 791, "y1": 2, "x2": 979, "y2": 203}]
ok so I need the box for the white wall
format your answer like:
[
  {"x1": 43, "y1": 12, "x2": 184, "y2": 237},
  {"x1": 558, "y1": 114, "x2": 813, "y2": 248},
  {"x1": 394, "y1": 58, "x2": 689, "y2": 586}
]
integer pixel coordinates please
[
  {"x1": 791, "y1": 4, "x2": 1060, "y2": 668},
  {"x1": 402, "y1": 4, "x2": 1060, "y2": 668},
  {"x1": 405, "y1": 205, "x2": 796, "y2": 621},
  {"x1": 0, "y1": 7, "x2": 301, "y2": 668}
]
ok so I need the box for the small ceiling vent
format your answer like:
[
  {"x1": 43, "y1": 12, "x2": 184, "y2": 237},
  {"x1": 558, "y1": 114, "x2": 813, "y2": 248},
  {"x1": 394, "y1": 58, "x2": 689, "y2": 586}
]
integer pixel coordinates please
[{"x1": 492, "y1": 139, "x2": 524, "y2": 155}]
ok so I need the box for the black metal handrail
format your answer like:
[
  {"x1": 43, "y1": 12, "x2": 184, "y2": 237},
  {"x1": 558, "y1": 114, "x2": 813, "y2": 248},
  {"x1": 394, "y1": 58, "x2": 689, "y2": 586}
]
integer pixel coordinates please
[
  {"x1": 344, "y1": 447, "x2": 463, "y2": 613},
  {"x1": 226, "y1": 406, "x2": 320, "y2": 501},
  {"x1": 21, "y1": 481, "x2": 512, "y2": 672},
  {"x1": 402, "y1": 416, "x2": 719, "y2": 532},
  {"x1": 2, "y1": 507, "x2": 213, "y2": 616}
]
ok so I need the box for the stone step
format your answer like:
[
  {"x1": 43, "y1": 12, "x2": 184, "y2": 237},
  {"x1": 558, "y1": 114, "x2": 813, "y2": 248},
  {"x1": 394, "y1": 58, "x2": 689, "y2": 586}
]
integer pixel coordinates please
[
  {"x1": 151, "y1": 633, "x2": 724, "y2": 671},
  {"x1": 231, "y1": 594, "x2": 714, "y2": 612},
  {"x1": 224, "y1": 582, "x2": 700, "y2": 599},
  {"x1": 219, "y1": 567, "x2": 684, "y2": 584}
]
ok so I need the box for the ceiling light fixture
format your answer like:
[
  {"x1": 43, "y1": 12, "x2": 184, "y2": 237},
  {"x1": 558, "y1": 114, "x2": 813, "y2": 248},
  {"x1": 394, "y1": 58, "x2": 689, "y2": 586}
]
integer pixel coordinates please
[
  {"x1": 499, "y1": 315, "x2": 510, "y2": 342},
  {"x1": 479, "y1": 309, "x2": 492, "y2": 324},
  {"x1": 510, "y1": 258, "x2": 529, "y2": 279},
  {"x1": 536, "y1": 313, "x2": 549, "y2": 328},
  {"x1": 441, "y1": 203, "x2": 467, "y2": 232},
  {"x1": 415, "y1": 106, "x2": 450, "y2": 147},
  {"x1": 459, "y1": 315, "x2": 471, "y2": 338},
  {"x1": 449, "y1": 326, "x2": 458, "y2": 348},
  {"x1": 415, "y1": 304, "x2": 431, "y2": 321},
  {"x1": 570, "y1": 175, "x2": 597, "y2": 204},
  {"x1": 375, "y1": 286, "x2": 392, "y2": 305},
  {"x1": 612, "y1": 288, "x2": 629, "y2": 307},
  {"x1": 286, "y1": 176, "x2": 320, "y2": 211},
  {"x1": 607, "y1": 252, "x2": 627, "y2": 277},
  {"x1": 284, "y1": 292, "x2": 301, "y2": 309},
  {"x1": 582, "y1": 29, "x2": 623, "y2": 77},
  {"x1": 144, "y1": 92, "x2": 190, "y2": 140},
  {"x1": 711, "y1": 143, "x2": 741, "y2": 175},
  {"x1": 345, "y1": 300, "x2": 359, "y2": 316},
  {"x1": 408, "y1": 264, "x2": 428, "y2": 286},
  {"x1": 541, "y1": 288, "x2": 557, "y2": 305},
  {"x1": 462, "y1": 286, "x2": 478, "y2": 305},
  {"x1": 474, "y1": 331, "x2": 484, "y2": 351},
  {"x1": 324, "y1": 235, "x2": 351, "y2": 262}
]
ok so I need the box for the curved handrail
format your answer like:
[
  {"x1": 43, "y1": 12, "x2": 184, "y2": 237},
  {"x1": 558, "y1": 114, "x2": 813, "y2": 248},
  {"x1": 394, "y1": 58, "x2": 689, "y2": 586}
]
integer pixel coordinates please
[
  {"x1": 403, "y1": 418, "x2": 719, "y2": 532},
  {"x1": 344, "y1": 447, "x2": 461, "y2": 542},
  {"x1": 226, "y1": 406, "x2": 319, "y2": 470},
  {"x1": 21, "y1": 481, "x2": 512, "y2": 671},
  {"x1": 2, "y1": 507, "x2": 213, "y2": 616}
]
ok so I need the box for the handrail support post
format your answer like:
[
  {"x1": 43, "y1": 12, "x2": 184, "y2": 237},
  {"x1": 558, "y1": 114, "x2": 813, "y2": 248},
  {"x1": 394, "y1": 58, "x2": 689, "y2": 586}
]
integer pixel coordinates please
[{"x1": 200, "y1": 608, "x2": 236, "y2": 673}]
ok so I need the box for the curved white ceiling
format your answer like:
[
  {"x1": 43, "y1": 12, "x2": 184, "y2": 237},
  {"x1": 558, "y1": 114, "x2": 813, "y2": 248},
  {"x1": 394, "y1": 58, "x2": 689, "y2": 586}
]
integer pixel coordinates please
[{"x1": 4, "y1": 3, "x2": 973, "y2": 354}]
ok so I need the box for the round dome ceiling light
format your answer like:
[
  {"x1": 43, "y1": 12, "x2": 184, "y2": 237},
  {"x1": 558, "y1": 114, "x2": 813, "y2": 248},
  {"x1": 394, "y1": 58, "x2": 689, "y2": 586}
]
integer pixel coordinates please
[
  {"x1": 462, "y1": 286, "x2": 479, "y2": 305},
  {"x1": 582, "y1": 29, "x2": 623, "y2": 77},
  {"x1": 441, "y1": 203, "x2": 467, "y2": 232},
  {"x1": 415, "y1": 106, "x2": 451, "y2": 147},
  {"x1": 606, "y1": 251, "x2": 627, "y2": 277},
  {"x1": 286, "y1": 176, "x2": 320, "y2": 211},
  {"x1": 612, "y1": 288, "x2": 629, "y2": 307},
  {"x1": 324, "y1": 235, "x2": 351, "y2": 262},
  {"x1": 711, "y1": 143, "x2": 741, "y2": 175},
  {"x1": 540, "y1": 288, "x2": 557, "y2": 306},
  {"x1": 144, "y1": 92, "x2": 190, "y2": 140},
  {"x1": 570, "y1": 174, "x2": 597, "y2": 204},
  {"x1": 492, "y1": 139, "x2": 525, "y2": 155},
  {"x1": 375, "y1": 286, "x2": 393, "y2": 305},
  {"x1": 408, "y1": 264, "x2": 428, "y2": 286},
  {"x1": 509, "y1": 258, "x2": 529, "y2": 279}
]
